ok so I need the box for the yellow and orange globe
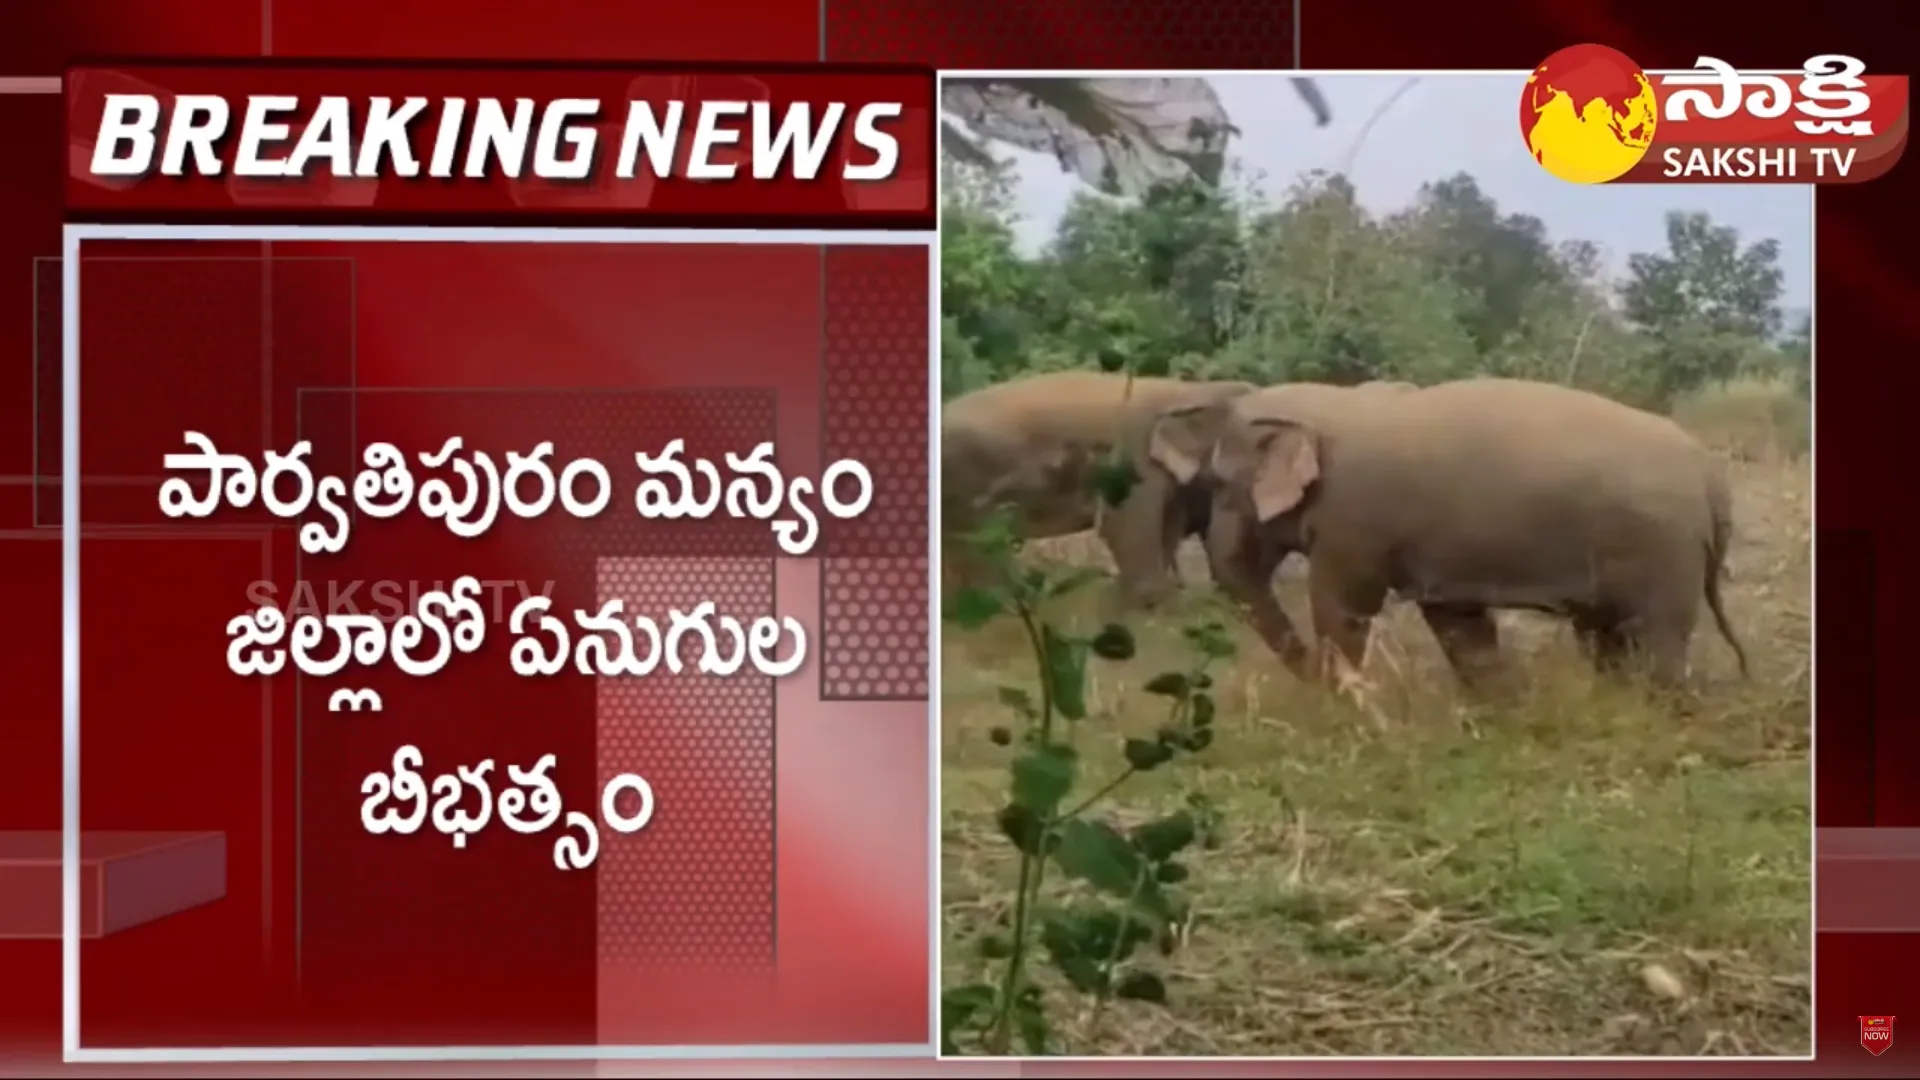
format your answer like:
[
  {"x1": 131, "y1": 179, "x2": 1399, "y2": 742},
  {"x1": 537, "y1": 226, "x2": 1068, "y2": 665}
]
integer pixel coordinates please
[{"x1": 1520, "y1": 44, "x2": 1659, "y2": 184}]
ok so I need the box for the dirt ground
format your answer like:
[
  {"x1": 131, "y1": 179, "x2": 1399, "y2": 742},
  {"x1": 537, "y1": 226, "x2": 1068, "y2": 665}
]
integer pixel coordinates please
[{"x1": 940, "y1": 454, "x2": 1811, "y2": 1056}]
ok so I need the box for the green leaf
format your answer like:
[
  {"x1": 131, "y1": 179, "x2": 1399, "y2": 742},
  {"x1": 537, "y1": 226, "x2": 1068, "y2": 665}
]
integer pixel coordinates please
[
  {"x1": 1090, "y1": 458, "x2": 1139, "y2": 508},
  {"x1": 1047, "y1": 566, "x2": 1108, "y2": 599},
  {"x1": 1183, "y1": 620, "x2": 1237, "y2": 661},
  {"x1": 1191, "y1": 692, "x2": 1217, "y2": 728},
  {"x1": 977, "y1": 934, "x2": 1013, "y2": 959},
  {"x1": 1042, "y1": 626, "x2": 1090, "y2": 721},
  {"x1": 1186, "y1": 791, "x2": 1227, "y2": 852},
  {"x1": 996, "y1": 803, "x2": 1048, "y2": 856},
  {"x1": 1131, "y1": 811, "x2": 1199, "y2": 861},
  {"x1": 1013, "y1": 994, "x2": 1051, "y2": 1054},
  {"x1": 1053, "y1": 819, "x2": 1158, "y2": 911},
  {"x1": 1042, "y1": 907, "x2": 1154, "y2": 968},
  {"x1": 995, "y1": 685, "x2": 1037, "y2": 719},
  {"x1": 1096, "y1": 348, "x2": 1128, "y2": 373},
  {"x1": 1156, "y1": 860, "x2": 1190, "y2": 884},
  {"x1": 1114, "y1": 970, "x2": 1169, "y2": 1004},
  {"x1": 946, "y1": 586, "x2": 1003, "y2": 629},
  {"x1": 961, "y1": 507, "x2": 1019, "y2": 560},
  {"x1": 1010, "y1": 745, "x2": 1076, "y2": 815},
  {"x1": 1144, "y1": 672, "x2": 1190, "y2": 698},
  {"x1": 1039, "y1": 911, "x2": 1120, "y2": 994},
  {"x1": 1090, "y1": 623, "x2": 1137, "y2": 661},
  {"x1": 1184, "y1": 727, "x2": 1216, "y2": 752},
  {"x1": 1049, "y1": 951, "x2": 1110, "y2": 995},
  {"x1": 1123, "y1": 738, "x2": 1176, "y2": 772},
  {"x1": 940, "y1": 982, "x2": 997, "y2": 1053}
]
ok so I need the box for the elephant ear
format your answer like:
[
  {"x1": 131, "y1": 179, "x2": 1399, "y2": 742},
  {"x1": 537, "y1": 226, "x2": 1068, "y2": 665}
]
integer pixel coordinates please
[
  {"x1": 1148, "y1": 400, "x2": 1233, "y2": 484},
  {"x1": 1247, "y1": 419, "x2": 1320, "y2": 522}
]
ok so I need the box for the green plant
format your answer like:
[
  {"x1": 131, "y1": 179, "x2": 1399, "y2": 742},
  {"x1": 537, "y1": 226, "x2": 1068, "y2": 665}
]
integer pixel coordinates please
[{"x1": 939, "y1": 505, "x2": 1235, "y2": 1056}]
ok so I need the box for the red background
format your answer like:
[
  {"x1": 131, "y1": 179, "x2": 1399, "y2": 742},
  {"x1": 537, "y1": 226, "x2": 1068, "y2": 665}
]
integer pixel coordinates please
[
  {"x1": 36, "y1": 228, "x2": 932, "y2": 1055},
  {"x1": 65, "y1": 62, "x2": 937, "y2": 227},
  {"x1": 0, "y1": 0, "x2": 1912, "y2": 1074}
]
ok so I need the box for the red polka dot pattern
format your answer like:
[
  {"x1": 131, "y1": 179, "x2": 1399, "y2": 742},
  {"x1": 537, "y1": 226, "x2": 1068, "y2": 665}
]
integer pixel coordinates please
[
  {"x1": 597, "y1": 555, "x2": 776, "y2": 969},
  {"x1": 820, "y1": 247, "x2": 931, "y2": 701}
]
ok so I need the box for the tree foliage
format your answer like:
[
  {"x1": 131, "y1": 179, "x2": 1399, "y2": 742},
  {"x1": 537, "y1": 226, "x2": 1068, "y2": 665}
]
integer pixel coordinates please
[{"x1": 941, "y1": 156, "x2": 1804, "y2": 414}]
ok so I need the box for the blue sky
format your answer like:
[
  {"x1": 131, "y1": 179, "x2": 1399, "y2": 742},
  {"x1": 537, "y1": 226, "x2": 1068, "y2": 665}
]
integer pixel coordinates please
[{"x1": 995, "y1": 74, "x2": 1813, "y2": 318}]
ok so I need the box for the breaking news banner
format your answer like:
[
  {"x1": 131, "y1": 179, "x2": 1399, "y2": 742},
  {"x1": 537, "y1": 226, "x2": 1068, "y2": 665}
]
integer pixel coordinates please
[
  {"x1": 64, "y1": 60, "x2": 936, "y2": 225},
  {"x1": 43, "y1": 58, "x2": 935, "y2": 1064},
  {"x1": 1520, "y1": 45, "x2": 1908, "y2": 185}
]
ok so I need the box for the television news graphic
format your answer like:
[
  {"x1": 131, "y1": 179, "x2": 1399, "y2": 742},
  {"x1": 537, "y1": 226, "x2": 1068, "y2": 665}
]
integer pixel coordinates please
[
  {"x1": 65, "y1": 61, "x2": 936, "y2": 226},
  {"x1": 1521, "y1": 46, "x2": 1907, "y2": 185},
  {"x1": 0, "y1": 832, "x2": 227, "y2": 939},
  {"x1": 59, "y1": 61, "x2": 934, "y2": 1054},
  {"x1": 64, "y1": 241, "x2": 935, "y2": 1060},
  {"x1": 1861, "y1": 1016, "x2": 1895, "y2": 1056},
  {"x1": 172, "y1": 433, "x2": 869, "y2": 868}
]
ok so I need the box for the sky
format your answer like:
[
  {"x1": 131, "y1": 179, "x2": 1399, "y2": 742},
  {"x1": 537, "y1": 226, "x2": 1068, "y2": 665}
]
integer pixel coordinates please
[{"x1": 989, "y1": 74, "x2": 1813, "y2": 318}]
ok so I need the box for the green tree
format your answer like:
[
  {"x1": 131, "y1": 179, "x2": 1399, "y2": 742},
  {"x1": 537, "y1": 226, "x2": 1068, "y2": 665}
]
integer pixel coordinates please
[
  {"x1": 1392, "y1": 173, "x2": 1568, "y2": 354},
  {"x1": 1224, "y1": 173, "x2": 1477, "y2": 386},
  {"x1": 1038, "y1": 179, "x2": 1248, "y2": 375},
  {"x1": 936, "y1": 104, "x2": 1802, "y2": 420},
  {"x1": 940, "y1": 156, "x2": 1040, "y2": 396},
  {"x1": 1622, "y1": 211, "x2": 1785, "y2": 340}
]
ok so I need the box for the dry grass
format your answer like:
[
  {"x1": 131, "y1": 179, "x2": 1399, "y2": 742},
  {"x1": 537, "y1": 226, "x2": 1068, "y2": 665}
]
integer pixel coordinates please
[
  {"x1": 1671, "y1": 377, "x2": 1810, "y2": 463},
  {"x1": 939, "y1": 446, "x2": 1811, "y2": 1057}
]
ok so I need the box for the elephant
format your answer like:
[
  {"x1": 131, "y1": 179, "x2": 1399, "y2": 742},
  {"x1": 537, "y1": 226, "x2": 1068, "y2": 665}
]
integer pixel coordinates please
[
  {"x1": 1180, "y1": 379, "x2": 1423, "y2": 671},
  {"x1": 1149, "y1": 377, "x2": 1751, "y2": 691},
  {"x1": 942, "y1": 370, "x2": 1256, "y2": 609}
]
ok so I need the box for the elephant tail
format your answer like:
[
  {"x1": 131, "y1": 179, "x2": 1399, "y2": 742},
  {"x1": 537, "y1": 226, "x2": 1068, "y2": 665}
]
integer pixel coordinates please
[{"x1": 1704, "y1": 514, "x2": 1752, "y2": 679}]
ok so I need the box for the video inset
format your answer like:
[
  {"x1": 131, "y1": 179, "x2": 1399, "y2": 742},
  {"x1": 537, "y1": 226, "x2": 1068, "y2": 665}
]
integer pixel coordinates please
[{"x1": 937, "y1": 72, "x2": 1811, "y2": 1059}]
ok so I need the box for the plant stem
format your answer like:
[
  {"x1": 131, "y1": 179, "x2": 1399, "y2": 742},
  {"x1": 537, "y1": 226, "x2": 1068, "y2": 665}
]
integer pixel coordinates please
[
  {"x1": 1086, "y1": 864, "x2": 1155, "y2": 1042},
  {"x1": 986, "y1": 597, "x2": 1060, "y2": 1055},
  {"x1": 1061, "y1": 769, "x2": 1136, "y2": 821}
]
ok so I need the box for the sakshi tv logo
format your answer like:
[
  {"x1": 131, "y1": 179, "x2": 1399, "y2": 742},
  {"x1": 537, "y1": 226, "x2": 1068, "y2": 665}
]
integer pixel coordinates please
[{"x1": 1520, "y1": 44, "x2": 1908, "y2": 185}]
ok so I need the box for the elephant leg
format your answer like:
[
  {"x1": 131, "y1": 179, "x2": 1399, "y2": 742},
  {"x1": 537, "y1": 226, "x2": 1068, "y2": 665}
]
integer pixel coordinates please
[
  {"x1": 1205, "y1": 508, "x2": 1307, "y2": 677},
  {"x1": 1574, "y1": 605, "x2": 1692, "y2": 692},
  {"x1": 1164, "y1": 483, "x2": 1211, "y2": 586},
  {"x1": 1572, "y1": 610, "x2": 1634, "y2": 676},
  {"x1": 1160, "y1": 511, "x2": 1188, "y2": 585},
  {"x1": 1419, "y1": 602, "x2": 1506, "y2": 691},
  {"x1": 1307, "y1": 562, "x2": 1388, "y2": 690},
  {"x1": 1098, "y1": 472, "x2": 1177, "y2": 612},
  {"x1": 1639, "y1": 608, "x2": 1699, "y2": 693}
]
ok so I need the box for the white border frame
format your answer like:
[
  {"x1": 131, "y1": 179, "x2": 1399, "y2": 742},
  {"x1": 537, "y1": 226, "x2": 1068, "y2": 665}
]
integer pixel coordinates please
[
  {"x1": 61, "y1": 222, "x2": 942, "y2": 1065},
  {"x1": 931, "y1": 69, "x2": 1818, "y2": 1064}
]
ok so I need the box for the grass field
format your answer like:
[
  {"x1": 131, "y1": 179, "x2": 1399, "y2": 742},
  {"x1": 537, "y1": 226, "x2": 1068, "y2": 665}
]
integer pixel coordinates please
[{"x1": 939, "y1": 395, "x2": 1812, "y2": 1057}]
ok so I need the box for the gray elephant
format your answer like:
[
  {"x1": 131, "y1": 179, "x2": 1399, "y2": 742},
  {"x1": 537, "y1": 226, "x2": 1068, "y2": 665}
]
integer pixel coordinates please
[
  {"x1": 943, "y1": 370, "x2": 1255, "y2": 608},
  {"x1": 1170, "y1": 379, "x2": 1421, "y2": 671},
  {"x1": 1149, "y1": 377, "x2": 1750, "y2": 690}
]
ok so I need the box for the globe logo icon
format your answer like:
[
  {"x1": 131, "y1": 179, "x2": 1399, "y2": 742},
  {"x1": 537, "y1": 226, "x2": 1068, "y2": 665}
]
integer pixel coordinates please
[{"x1": 1521, "y1": 44, "x2": 1660, "y2": 184}]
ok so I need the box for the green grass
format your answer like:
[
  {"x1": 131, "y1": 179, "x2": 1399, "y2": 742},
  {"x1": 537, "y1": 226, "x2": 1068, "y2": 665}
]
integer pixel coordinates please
[{"x1": 940, "y1": 458, "x2": 1811, "y2": 1057}]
